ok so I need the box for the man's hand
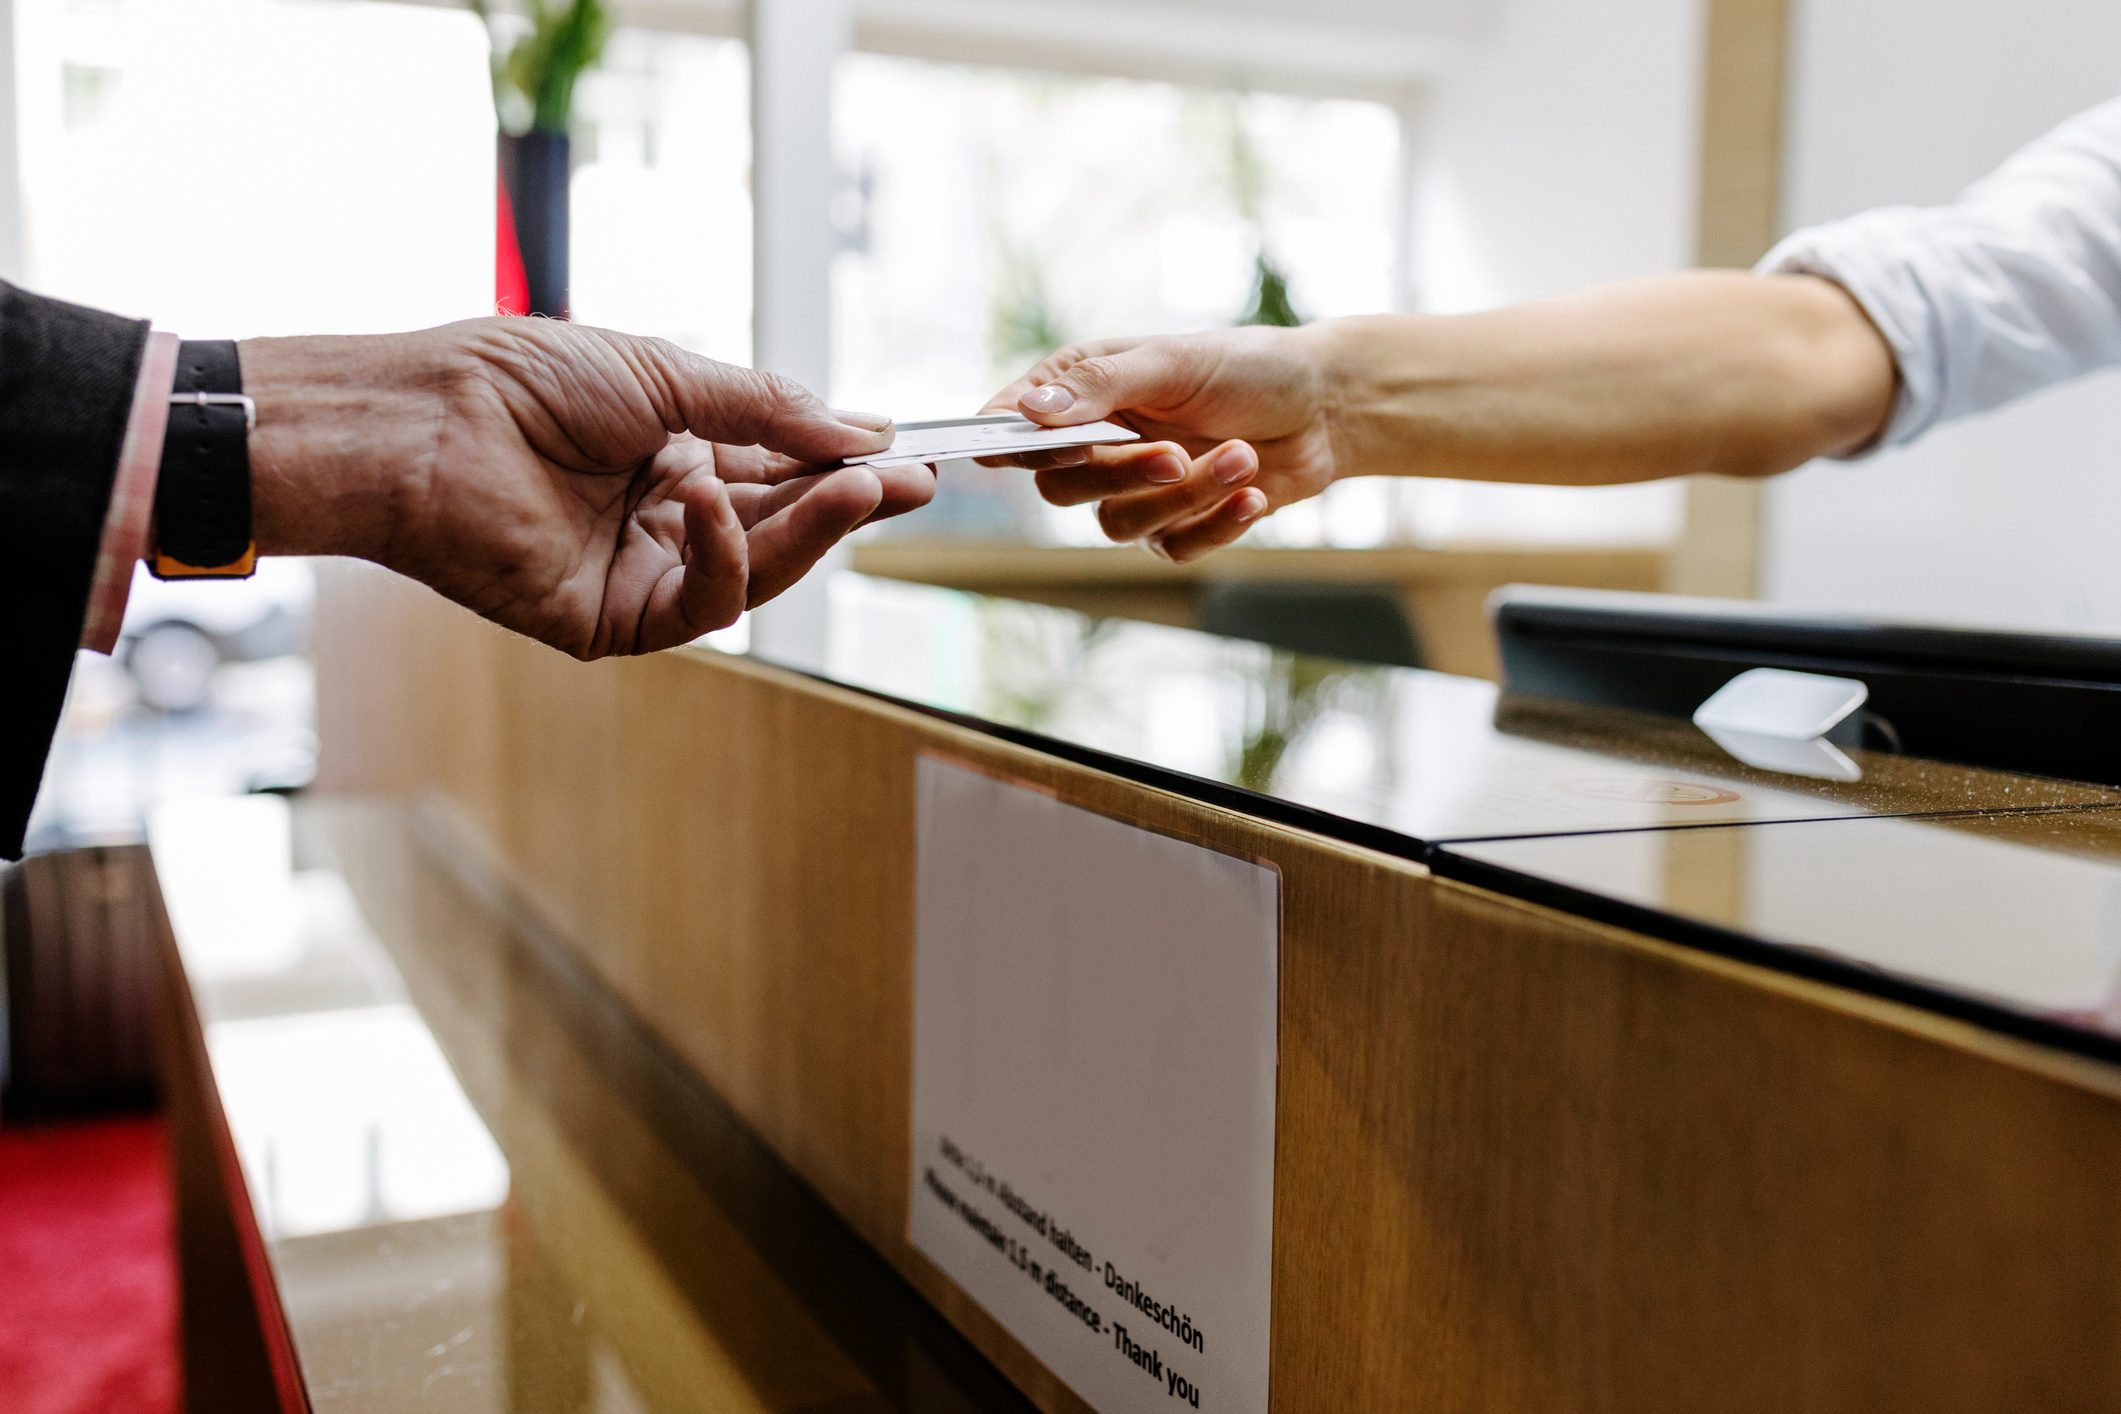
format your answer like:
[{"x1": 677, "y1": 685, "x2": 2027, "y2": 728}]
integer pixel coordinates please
[
  {"x1": 981, "y1": 325, "x2": 1343, "y2": 562},
  {"x1": 242, "y1": 318, "x2": 930, "y2": 658}
]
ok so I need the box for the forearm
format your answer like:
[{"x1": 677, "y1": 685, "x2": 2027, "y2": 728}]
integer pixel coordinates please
[{"x1": 1314, "y1": 270, "x2": 1897, "y2": 485}]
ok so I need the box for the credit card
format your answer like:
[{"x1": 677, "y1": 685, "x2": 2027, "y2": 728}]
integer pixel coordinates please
[{"x1": 845, "y1": 414, "x2": 1139, "y2": 468}]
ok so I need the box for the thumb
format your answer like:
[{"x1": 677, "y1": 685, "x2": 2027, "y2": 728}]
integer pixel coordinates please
[
  {"x1": 1016, "y1": 341, "x2": 1191, "y2": 427},
  {"x1": 631, "y1": 336, "x2": 894, "y2": 463}
]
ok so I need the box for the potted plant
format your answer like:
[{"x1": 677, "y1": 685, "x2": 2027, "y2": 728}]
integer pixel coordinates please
[
  {"x1": 1225, "y1": 106, "x2": 1304, "y2": 329},
  {"x1": 470, "y1": 0, "x2": 611, "y2": 317}
]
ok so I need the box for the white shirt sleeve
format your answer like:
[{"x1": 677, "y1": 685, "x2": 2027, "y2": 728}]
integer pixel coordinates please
[{"x1": 1757, "y1": 97, "x2": 2121, "y2": 451}]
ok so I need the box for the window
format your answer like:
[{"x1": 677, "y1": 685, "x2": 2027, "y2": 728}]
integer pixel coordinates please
[
  {"x1": 568, "y1": 29, "x2": 751, "y2": 362},
  {"x1": 14, "y1": 0, "x2": 492, "y2": 844},
  {"x1": 832, "y1": 57, "x2": 1400, "y2": 412},
  {"x1": 17, "y1": 0, "x2": 492, "y2": 334},
  {"x1": 830, "y1": 55, "x2": 1404, "y2": 544}
]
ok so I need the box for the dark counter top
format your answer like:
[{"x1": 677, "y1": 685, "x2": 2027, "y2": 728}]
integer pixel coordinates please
[{"x1": 738, "y1": 576, "x2": 2116, "y2": 849}]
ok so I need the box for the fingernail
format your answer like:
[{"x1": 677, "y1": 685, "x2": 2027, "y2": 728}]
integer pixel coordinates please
[
  {"x1": 832, "y1": 408, "x2": 893, "y2": 432},
  {"x1": 1145, "y1": 454, "x2": 1186, "y2": 484},
  {"x1": 1021, "y1": 384, "x2": 1075, "y2": 415},
  {"x1": 1048, "y1": 447, "x2": 1091, "y2": 469},
  {"x1": 1232, "y1": 491, "x2": 1268, "y2": 521},
  {"x1": 1211, "y1": 445, "x2": 1255, "y2": 485}
]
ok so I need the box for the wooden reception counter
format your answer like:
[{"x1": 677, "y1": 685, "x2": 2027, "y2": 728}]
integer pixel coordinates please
[{"x1": 157, "y1": 567, "x2": 2121, "y2": 1412}]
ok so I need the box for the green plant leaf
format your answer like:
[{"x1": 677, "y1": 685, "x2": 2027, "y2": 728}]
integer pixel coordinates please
[
  {"x1": 989, "y1": 236, "x2": 1074, "y2": 373},
  {"x1": 473, "y1": 0, "x2": 609, "y2": 136},
  {"x1": 1239, "y1": 248, "x2": 1303, "y2": 327}
]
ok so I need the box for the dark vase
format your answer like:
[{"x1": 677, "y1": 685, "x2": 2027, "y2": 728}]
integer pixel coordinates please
[{"x1": 498, "y1": 130, "x2": 571, "y2": 318}]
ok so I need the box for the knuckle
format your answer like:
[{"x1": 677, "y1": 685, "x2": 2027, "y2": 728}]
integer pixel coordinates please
[
  {"x1": 1038, "y1": 344, "x2": 1091, "y2": 380},
  {"x1": 623, "y1": 333, "x2": 676, "y2": 377},
  {"x1": 727, "y1": 365, "x2": 774, "y2": 412},
  {"x1": 757, "y1": 368, "x2": 811, "y2": 407},
  {"x1": 622, "y1": 335, "x2": 700, "y2": 431},
  {"x1": 1190, "y1": 473, "x2": 1234, "y2": 506},
  {"x1": 1033, "y1": 469, "x2": 1075, "y2": 505},
  {"x1": 700, "y1": 367, "x2": 786, "y2": 441},
  {"x1": 1095, "y1": 499, "x2": 1135, "y2": 541},
  {"x1": 1068, "y1": 355, "x2": 1120, "y2": 397}
]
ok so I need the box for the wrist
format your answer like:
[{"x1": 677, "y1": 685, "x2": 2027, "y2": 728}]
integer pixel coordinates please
[
  {"x1": 1304, "y1": 314, "x2": 1410, "y2": 480},
  {"x1": 241, "y1": 332, "x2": 445, "y2": 564}
]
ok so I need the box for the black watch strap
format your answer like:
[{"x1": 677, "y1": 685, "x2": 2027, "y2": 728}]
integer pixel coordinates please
[{"x1": 152, "y1": 339, "x2": 255, "y2": 578}]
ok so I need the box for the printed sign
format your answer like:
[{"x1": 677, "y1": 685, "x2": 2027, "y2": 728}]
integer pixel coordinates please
[{"x1": 910, "y1": 755, "x2": 1280, "y2": 1414}]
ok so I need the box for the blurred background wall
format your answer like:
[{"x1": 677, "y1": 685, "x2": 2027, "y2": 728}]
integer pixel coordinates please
[
  {"x1": 1410, "y1": 0, "x2": 1702, "y2": 545},
  {"x1": 1762, "y1": 0, "x2": 2121, "y2": 631},
  {"x1": 3, "y1": 0, "x2": 2120, "y2": 844}
]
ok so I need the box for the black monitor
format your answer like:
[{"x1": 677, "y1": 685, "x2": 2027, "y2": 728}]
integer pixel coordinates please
[{"x1": 1490, "y1": 586, "x2": 2121, "y2": 788}]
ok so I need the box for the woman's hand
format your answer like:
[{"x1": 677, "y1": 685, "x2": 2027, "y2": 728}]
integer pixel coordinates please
[
  {"x1": 985, "y1": 273, "x2": 1899, "y2": 564},
  {"x1": 243, "y1": 318, "x2": 932, "y2": 658},
  {"x1": 982, "y1": 325, "x2": 1344, "y2": 562}
]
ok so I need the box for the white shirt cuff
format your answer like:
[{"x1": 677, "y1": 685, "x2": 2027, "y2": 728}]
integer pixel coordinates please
[{"x1": 1756, "y1": 216, "x2": 1942, "y2": 456}]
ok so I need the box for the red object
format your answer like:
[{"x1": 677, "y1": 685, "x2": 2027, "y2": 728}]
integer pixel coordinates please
[
  {"x1": 0, "y1": 1119, "x2": 177, "y2": 1414},
  {"x1": 496, "y1": 173, "x2": 531, "y2": 317},
  {"x1": 201, "y1": 1075, "x2": 307, "y2": 1414}
]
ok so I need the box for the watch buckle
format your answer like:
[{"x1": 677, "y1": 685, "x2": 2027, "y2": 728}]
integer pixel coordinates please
[{"x1": 170, "y1": 390, "x2": 257, "y2": 432}]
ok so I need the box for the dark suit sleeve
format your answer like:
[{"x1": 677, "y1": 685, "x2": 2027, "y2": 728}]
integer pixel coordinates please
[{"x1": 0, "y1": 281, "x2": 150, "y2": 859}]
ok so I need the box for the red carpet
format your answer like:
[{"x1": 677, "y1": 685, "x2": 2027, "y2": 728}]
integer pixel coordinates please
[{"x1": 0, "y1": 1118, "x2": 178, "y2": 1414}]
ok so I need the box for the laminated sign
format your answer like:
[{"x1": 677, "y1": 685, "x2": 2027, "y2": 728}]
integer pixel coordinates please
[{"x1": 909, "y1": 755, "x2": 1280, "y2": 1414}]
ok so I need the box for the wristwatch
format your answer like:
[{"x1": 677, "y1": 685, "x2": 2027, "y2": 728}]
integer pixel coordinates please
[{"x1": 150, "y1": 339, "x2": 256, "y2": 579}]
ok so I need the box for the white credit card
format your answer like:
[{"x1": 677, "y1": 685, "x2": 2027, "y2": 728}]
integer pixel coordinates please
[{"x1": 845, "y1": 414, "x2": 1139, "y2": 469}]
